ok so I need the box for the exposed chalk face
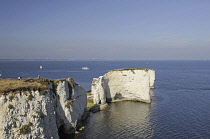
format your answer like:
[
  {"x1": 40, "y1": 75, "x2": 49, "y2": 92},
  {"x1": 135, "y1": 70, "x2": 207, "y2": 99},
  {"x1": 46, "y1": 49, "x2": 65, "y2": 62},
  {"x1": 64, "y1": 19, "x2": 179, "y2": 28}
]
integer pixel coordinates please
[
  {"x1": 56, "y1": 79, "x2": 87, "y2": 134},
  {"x1": 148, "y1": 69, "x2": 155, "y2": 88},
  {"x1": 92, "y1": 76, "x2": 106, "y2": 105},
  {"x1": 92, "y1": 68, "x2": 155, "y2": 104},
  {"x1": 0, "y1": 78, "x2": 87, "y2": 139}
]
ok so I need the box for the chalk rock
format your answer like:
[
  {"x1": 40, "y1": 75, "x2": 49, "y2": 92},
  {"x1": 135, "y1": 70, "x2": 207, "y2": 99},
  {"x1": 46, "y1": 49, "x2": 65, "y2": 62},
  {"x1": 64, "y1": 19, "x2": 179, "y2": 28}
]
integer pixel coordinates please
[
  {"x1": 92, "y1": 68, "x2": 155, "y2": 104},
  {"x1": 56, "y1": 78, "x2": 87, "y2": 134},
  {"x1": 92, "y1": 76, "x2": 106, "y2": 105},
  {"x1": 0, "y1": 78, "x2": 87, "y2": 139}
]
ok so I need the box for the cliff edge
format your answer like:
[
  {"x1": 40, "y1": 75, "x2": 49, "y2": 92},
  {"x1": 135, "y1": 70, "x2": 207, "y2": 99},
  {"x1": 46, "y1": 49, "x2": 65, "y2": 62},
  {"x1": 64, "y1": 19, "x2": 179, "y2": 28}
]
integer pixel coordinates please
[{"x1": 0, "y1": 78, "x2": 87, "y2": 139}]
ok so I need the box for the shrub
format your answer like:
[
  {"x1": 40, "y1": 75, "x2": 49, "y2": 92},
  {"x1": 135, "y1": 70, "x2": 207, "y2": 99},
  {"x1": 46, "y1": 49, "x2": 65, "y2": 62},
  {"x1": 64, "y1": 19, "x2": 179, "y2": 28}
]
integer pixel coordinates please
[
  {"x1": 19, "y1": 122, "x2": 33, "y2": 134},
  {"x1": 40, "y1": 113, "x2": 45, "y2": 119},
  {"x1": 39, "y1": 90, "x2": 47, "y2": 96},
  {"x1": 27, "y1": 94, "x2": 33, "y2": 100},
  {"x1": 13, "y1": 123, "x2": 17, "y2": 128},
  {"x1": 9, "y1": 95, "x2": 14, "y2": 101},
  {"x1": 32, "y1": 115, "x2": 36, "y2": 118},
  {"x1": 28, "y1": 122, "x2": 33, "y2": 126},
  {"x1": 8, "y1": 104, "x2": 13, "y2": 109}
]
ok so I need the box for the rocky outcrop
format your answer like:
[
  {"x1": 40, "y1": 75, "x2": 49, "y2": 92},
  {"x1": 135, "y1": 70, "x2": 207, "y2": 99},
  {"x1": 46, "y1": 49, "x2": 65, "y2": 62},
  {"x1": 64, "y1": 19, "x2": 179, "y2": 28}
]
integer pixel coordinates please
[
  {"x1": 92, "y1": 68, "x2": 155, "y2": 105},
  {"x1": 0, "y1": 78, "x2": 87, "y2": 139}
]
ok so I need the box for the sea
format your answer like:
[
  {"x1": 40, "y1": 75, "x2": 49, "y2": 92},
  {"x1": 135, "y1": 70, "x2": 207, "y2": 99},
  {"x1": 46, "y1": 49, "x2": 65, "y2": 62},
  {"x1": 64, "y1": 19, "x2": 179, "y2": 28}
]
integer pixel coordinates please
[{"x1": 0, "y1": 60, "x2": 210, "y2": 139}]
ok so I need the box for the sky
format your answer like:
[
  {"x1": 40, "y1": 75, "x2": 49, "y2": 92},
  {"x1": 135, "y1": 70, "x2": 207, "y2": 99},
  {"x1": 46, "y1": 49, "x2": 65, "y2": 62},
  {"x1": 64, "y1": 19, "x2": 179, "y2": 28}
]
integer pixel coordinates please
[{"x1": 0, "y1": 0, "x2": 210, "y2": 60}]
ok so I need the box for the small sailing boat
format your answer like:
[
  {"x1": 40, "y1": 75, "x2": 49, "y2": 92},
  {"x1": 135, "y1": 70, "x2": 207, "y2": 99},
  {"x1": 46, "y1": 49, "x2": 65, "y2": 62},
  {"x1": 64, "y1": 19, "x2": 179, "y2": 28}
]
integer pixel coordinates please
[
  {"x1": 82, "y1": 67, "x2": 89, "y2": 70},
  {"x1": 40, "y1": 65, "x2": 43, "y2": 69}
]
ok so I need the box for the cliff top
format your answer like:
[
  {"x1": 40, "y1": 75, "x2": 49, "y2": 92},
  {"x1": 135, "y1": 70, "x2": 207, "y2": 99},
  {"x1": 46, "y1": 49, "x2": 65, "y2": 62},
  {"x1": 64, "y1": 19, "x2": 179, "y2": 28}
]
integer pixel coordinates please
[
  {"x1": 0, "y1": 78, "x2": 50, "y2": 94},
  {"x1": 0, "y1": 78, "x2": 75, "y2": 95},
  {"x1": 108, "y1": 68, "x2": 155, "y2": 73}
]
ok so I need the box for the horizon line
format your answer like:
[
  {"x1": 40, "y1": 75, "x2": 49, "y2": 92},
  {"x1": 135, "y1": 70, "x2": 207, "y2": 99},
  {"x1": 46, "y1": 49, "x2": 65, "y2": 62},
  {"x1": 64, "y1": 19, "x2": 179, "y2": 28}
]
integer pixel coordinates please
[{"x1": 0, "y1": 58, "x2": 208, "y2": 61}]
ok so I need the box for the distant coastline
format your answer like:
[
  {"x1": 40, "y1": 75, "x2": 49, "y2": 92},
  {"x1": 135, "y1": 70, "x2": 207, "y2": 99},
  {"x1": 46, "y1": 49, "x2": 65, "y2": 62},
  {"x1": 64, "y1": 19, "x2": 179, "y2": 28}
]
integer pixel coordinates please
[{"x1": 0, "y1": 59, "x2": 207, "y2": 61}]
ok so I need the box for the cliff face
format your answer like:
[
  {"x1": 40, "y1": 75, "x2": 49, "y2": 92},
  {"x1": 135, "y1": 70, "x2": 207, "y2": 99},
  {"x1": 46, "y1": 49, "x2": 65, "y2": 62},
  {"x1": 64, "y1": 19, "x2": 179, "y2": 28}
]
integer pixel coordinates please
[
  {"x1": 92, "y1": 69, "x2": 155, "y2": 104},
  {"x1": 0, "y1": 78, "x2": 87, "y2": 139}
]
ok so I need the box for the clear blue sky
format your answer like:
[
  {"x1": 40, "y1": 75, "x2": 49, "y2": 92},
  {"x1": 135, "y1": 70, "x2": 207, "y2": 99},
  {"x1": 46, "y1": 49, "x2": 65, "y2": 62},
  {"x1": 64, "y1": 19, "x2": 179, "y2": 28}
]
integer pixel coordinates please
[{"x1": 1, "y1": 0, "x2": 210, "y2": 60}]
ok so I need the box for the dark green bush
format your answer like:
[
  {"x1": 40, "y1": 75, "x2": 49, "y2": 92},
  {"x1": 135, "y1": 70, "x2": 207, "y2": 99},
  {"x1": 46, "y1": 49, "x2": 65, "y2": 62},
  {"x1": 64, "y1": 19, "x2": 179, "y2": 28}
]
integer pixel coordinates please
[
  {"x1": 39, "y1": 90, "x2": 47, "y2": 96},
  {"x1": 27, "y1": 94, "x2": 33, "y2": 100},
  {"x1": 9, "y1": 96, "x2": 14, "y2": 101},
  {"x1": 13, "y1": 123, "x2": 17, "y2": 128},
  {"x1": 8, "y1": 104, "x2": 13, "y2": 109},
  {"x1": 32, "y1": 115, "x2": 36, "y2": 118},
  {"x1": 19, "y1": 122, "x2": 32, "y2": 134},
  {"x1": 40, "y1": 113, "x2": 45, "y2": 119}
]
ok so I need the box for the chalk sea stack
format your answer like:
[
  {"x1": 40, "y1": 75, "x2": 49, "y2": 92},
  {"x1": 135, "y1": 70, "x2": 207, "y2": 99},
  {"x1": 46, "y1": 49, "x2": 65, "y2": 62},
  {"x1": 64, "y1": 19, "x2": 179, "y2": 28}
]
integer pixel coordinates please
[{"x1": 91, "y1": 68, "x2": 155, "y2": 106}]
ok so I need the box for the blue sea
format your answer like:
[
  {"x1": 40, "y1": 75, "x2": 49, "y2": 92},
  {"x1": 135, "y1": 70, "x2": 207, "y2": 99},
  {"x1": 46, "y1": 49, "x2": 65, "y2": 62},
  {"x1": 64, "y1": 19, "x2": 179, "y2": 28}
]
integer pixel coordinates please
[{"x1": 1, "y1": 60, "x2": 210, "y2": 139}]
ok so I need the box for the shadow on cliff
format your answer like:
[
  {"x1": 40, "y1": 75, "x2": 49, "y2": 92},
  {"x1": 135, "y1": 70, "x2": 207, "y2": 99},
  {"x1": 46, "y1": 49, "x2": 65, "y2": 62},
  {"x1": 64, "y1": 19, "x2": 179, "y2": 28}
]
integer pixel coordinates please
[
  {"x1": 55, "y1": 96, "x2": 75, "y2": 137},
  {"x1": 103, "y1": 79, "x2": 112, "y2": 103},
  {"x1": 55, "y1": 93, "x2": 89, "y2": 138}
]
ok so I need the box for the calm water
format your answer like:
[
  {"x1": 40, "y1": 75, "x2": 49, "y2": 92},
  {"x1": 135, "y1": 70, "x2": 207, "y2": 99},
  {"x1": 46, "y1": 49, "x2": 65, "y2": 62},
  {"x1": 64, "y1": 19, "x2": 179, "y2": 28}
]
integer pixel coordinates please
[{"x1": 1, "y1": 60, "x2": 210, "y2": 139}]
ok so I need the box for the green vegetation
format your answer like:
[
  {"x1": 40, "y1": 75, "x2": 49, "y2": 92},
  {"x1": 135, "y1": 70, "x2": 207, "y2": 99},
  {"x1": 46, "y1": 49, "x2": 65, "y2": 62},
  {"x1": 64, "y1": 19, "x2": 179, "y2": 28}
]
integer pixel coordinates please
[
  {"x1": 86, "y1": 91, "x2": 94, "y2": 108},
  {"x1": 27, "y1": 94, "x2": 33, "y2": 100},
  {"x1": 65, "y1": 99, "x2": 74, "y2": 108},
  {"x1": 40, "y1": 112, "x2": 45, "y2": 119},
  {"x1": 35, "y1": 111, "x2": 45, "y2": 119},
  {"x1": 13, "y1": 123, "x2": 17, "y2": 128},
  {"x1": 86, "y1": 91, "x2": 91, "y2": 96},
  {"x1": 0, "y1": 77, "x2": 77, "y2": 97},
  {"x1": 19, "y1": 122, "x2": 33, "y2": 134},
  {"x1": 87, "y1": 99, "x2": 94, "y2": 108},
  {"x1": 111, "y1": 98, "x2": 151, "y2": 104},
  {"x1": 8, "y1": 104, "x2": 13, "y2": 109},
  {"x1": 28, "y1": 122, "x2": 33, "y2": 126},
  {"x1": 0, "y1": 78, "x2": 51, "y2": 95},
  {"x1": 53, "y1": 79, "x2": 66, "y2": 89},
  {"x1": 32, "y1": 115, "x2": 36, "y2": 118},
  {"x1": 150, "y1": 86, "x2": 155, "y2": 89},
  {"x1": 39, "y1": 90, "x2": 47, "y2": 96},
  {"x1": 9, "y1": 95, "x2": 14, "y2": 101}
]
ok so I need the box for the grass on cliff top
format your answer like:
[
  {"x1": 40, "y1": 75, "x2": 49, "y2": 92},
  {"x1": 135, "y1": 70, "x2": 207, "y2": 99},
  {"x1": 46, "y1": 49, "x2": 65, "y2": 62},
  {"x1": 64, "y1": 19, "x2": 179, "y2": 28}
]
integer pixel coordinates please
[
  {"x1": 53, "y1": 78, "x2": 75, "y2": 89},
  {"x1": 87, "y1": 98, "x2": 94, "y2": 108},
  {"x1": 108, "y1": 68, "x2": 154, "y2": 73},
  {"x1": 0, "y1": 78, "x2": 50, "y2": 94}
]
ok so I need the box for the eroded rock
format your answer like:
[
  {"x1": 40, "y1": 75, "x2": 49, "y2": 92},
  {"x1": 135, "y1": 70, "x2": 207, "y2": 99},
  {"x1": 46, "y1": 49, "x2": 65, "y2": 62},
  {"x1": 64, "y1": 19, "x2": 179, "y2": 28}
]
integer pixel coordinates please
[
  {"x1": 91, "y1": 68, "x2": 155, "y2": 105},
  {"x1": 0, "y1": 78, "x2": 87, "y2": 139}
]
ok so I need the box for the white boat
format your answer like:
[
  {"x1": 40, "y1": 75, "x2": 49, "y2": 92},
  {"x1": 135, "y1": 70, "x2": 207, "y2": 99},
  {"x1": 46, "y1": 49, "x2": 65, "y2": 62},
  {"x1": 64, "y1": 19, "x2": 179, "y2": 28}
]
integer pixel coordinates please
[
  {"x1": 82, "y1": 67, "x2": 89, "y2": 70},
  {"x1": 40, "y1": 65, "x2": 42, "y2": 69}
]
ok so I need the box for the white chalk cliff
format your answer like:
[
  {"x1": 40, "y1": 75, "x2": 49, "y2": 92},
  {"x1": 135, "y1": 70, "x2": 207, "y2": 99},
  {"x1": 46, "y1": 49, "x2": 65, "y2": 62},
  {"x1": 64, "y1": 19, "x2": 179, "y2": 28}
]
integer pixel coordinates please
[
  {"x1": 92, "y1": 68, "x2": 155, "y2": 104},
  {"x1": 0, "y1": 78, "x2": 87, "y2": 139}
]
